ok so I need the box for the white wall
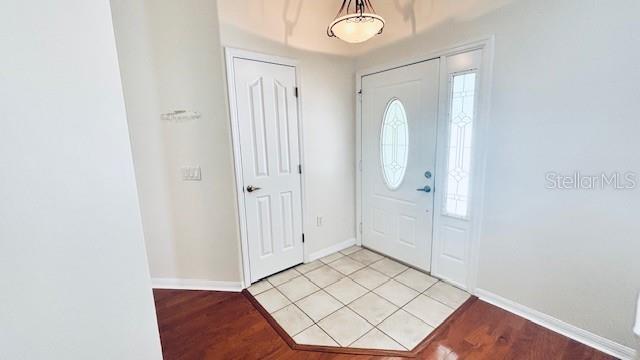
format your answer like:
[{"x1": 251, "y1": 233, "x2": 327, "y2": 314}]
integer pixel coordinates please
[
  {"x1": 217, "y1": 0, "x2": 352, "y2": 56},
  {"x1": 216, "y1": 16, "x2": 357, "y2": 259},
  {"x1": 352, "y1": 0, "x2": 513, "y2": 55},
  {"x1": 110, "y1": 0, "x2": 244, "y2": 284},
  {"x1": 107, "y1": 0, "x2": 639, "y2": 351},
  {"x1": 111, "y1": 0, "x2": 356, "y2": 285},
  {"x1": 0, "y1": 1, "x2": 162, "y2": 359},
  {"x1": 356, "y1": 0, "x2": 640, "y2": 349}
]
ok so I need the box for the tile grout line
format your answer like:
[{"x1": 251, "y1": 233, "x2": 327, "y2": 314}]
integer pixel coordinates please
[
  {"x1": 292, "y1": 263, "x2": 366, "y2": 345},
  {"x1": 317, "y1": 255, "x2": 417, "y2": 348},
  {"x1": 347, "y1": 325, "x2": 408, "y2": 350},
  {"x1": 277, "y1": 275, "x2": 321, "y2": 302},
  {"x1": 322, "y1": 256, "x2": 421, "y2": 344},
  {"x1": 263, "y1": 249, "x2": 365, "y2": 345},
  {"x1": 246, "y1": 281, "x2": 273, "y2": 296},
  {"x1": 421, "y1": 282, "x2": 470, "y2": 309},
  {"x1": 315, "y1": 324, "x2": 342, "y2": 347},
  {"x1": 353, "y1": 260, "x2": 446, "y2": 347},
  {"x1": 271, "y1": 277, "x2": 449, "y2": 348},
  {"x1": 342, "y1": 271, "x2": 410, "y2": 349},
  {"x1": 295, "y1": 252, "x2": 391, "y2": 348},
  {"x1": 278, "y1": 280, "x2": 335, "y2": 342},
  {"x1": 270, "y1": 285, "x2": 322, "y2": 339},
  {"x1": 260, "y1": 248, "x2": 470, "y2": 350},
  {"x1": 272, "y1": 274, "x2": 330, "y2": 337}
]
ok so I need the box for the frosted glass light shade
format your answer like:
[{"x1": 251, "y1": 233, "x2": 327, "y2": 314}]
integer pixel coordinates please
[{"x1": 328, "y1": 13, "x2": 384, "y2": 43}]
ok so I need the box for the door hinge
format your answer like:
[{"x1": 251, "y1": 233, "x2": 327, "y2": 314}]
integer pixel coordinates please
[
  {"x1": 358, "y1": 159, "x2": 362, "y2": 172},
  {"x1": 359, "y1": 222, "x2": 363, "y2": 234},
  {"x1": 294, "y1": 87, "x2": 299, "y2": 98},
  {"x1": 298, "y1": 164, "x2": 302, "y2": 174},
  {"x1": 302, "y1": 233, "x2": 305, "y2": 243}
]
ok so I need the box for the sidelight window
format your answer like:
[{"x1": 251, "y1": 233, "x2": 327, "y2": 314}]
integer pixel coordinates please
[{"x1": 444, "y1": 72, "x2": 477, "y2": 218}]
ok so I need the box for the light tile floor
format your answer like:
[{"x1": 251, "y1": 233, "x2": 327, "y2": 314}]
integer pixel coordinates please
[{"x1": 248, "y1": 246, "x2": 470, "y2": 351}]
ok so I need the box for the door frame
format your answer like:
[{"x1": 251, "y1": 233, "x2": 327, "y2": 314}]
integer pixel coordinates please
[
  {"x1": 355, "y1": 36, "x2": 495, "y2": 293},
  {"x1": 224, "y1": 48, "x2": 307, "y2": 288}
]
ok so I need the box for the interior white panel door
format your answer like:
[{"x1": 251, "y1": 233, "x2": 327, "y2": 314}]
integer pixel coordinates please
[
  {"x1": 233, "y1": 58, "x2": 303, "y2": 282},
  {"x1": 361, "y1": 59, "x2": 440, "y2": 271}
]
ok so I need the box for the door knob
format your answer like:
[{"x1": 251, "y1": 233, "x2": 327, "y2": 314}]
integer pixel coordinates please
[
  {"x1": 416, "y1": 185, "x2": 431, "y2": 193},
  {"x1": 246, "y1": 185, "x2": 262, "y2": 193}
]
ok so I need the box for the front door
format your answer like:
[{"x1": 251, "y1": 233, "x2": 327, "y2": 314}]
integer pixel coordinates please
[
  {"x1": 361, "y1": 59, "x2": 440, "y2": 271},
  {"x1": 232, "y1": 57, "x2": 304, "y2": 282}
]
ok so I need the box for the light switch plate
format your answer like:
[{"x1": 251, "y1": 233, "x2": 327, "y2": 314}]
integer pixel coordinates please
[{"x1": 181, "y1": 166, "x2": 201, "y2": 181}]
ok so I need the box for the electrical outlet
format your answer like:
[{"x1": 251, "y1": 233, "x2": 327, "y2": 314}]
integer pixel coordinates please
[
  {"x1": 181, "y1": 166, "x2": 201, "y2": 181},
  {"x1": 316, "y1": 216, "x2": 323, "y2": 227}
]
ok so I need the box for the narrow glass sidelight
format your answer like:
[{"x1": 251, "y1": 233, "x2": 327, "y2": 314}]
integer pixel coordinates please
[
  {"x1": 444, "y1": 72, "x2": 477, "y2": 218},
  {"x1": 380, "y1": 98, "x2": 409, "y2": 190}
]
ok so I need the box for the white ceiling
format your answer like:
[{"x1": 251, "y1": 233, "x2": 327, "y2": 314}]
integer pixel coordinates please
[{"x1": 217, "y1": 0, "x2": 514, "y2": 57}]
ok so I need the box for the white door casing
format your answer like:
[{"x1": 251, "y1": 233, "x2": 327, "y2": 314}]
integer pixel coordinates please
[
  {"x1": 431, "y1": 50, "x2": 484, "y2": 289},
  {"x1": 356, "y1": 38, "x2": 493, "y2": 292},
  {"x1": 361, "y1": 59, "x2": 440, "y2": 271},
  {"x1": 227, "y1": 52, "x2": 304, "y2": 284}
]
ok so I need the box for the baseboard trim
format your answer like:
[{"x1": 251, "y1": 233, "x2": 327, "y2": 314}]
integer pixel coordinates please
[
  {"x1": 476, "y1": 289, "x2": 636, "y2": 360},
  {"x1": 152, "y1": 278, "x2": 243, "y2": 292},
  {"x1": 306, "y1": 238, "x2": 356, "y2": 262}
]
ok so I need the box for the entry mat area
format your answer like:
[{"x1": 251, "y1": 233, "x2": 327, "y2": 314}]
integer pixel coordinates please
[{"x1": 247, "y1": 246, "x2": 470, "y2": 351}]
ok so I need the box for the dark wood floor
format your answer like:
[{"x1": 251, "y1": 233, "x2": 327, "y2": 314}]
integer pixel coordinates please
[{"x1": 153, "y1": 289, "x2": 616, "y2": 360}]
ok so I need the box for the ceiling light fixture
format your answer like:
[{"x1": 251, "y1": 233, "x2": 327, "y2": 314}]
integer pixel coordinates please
[{"x1": 327, "y1": 0, "x2": 385, "y2": 44}]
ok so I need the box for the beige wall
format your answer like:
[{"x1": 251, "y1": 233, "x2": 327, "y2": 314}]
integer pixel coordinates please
[
  {"x1": 110, "y1": 0, "x2": 639, "y2": 350},
  {"x1": 111, "y1": 0, "x2": 356, "y2": 285},
  {"x1": 0, "y1": 0, "x2": 161, "y2": 358},
  {"x1": 111, "y1": 0, "x2": 243, "y2": 283},
  {"x1": 356, "y1": 0, "x2": 640, "y2": 348}
]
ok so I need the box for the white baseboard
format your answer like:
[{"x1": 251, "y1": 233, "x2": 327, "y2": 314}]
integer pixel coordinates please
[
  {"x1": 476, "y1": 289, "x2": 637, "y2": 360},
  {"x1": 152, "y1": 278, "x2": 243, "y2": 292},
  {"x1": 306, "y1": 238, "x2": 356, "y2": 262}
]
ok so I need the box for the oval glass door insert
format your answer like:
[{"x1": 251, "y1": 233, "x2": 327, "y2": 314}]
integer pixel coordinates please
[{"x1": 380, "y1": 98, "x2": 409, "y2": 190}]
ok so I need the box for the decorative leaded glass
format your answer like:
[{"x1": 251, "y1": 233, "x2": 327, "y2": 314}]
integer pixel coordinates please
[
  {"x1": 380, "y1": 99, "x2": 409, "y2": 190},
  {"x1": 444, "y1": 72, "x2": 477, "y2": 218}
]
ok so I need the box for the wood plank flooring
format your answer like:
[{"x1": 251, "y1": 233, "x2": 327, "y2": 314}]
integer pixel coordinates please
[{"x1": 153, "y1": 289, "x2": 616, "y2": 360}]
